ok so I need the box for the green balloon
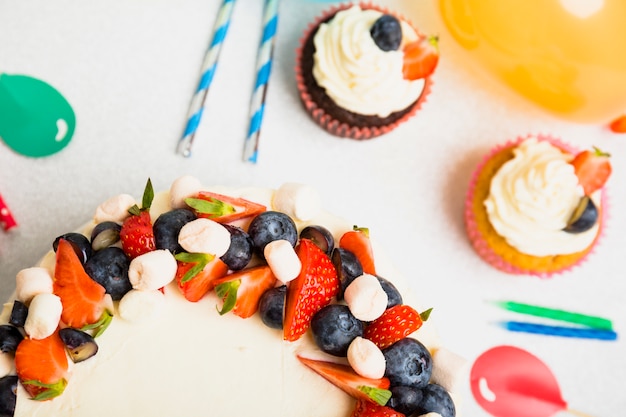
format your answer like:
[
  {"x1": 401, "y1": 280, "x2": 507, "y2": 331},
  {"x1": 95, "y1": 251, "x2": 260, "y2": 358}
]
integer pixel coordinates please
[{"x1": 0, "y1": 73, "x2": 76, "y2": 157}]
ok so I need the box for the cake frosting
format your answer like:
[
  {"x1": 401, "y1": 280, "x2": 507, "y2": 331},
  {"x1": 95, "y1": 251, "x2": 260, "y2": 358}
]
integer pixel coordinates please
[
  {"x1": 0, "y1": 178, "x2": 463, "y2": 416},
  {"x1": 312, "y1": 5, "x2": 424, "y2": 118},
  {"x1": 484, "y1": 138, "x2": 600, "y2": 256}
]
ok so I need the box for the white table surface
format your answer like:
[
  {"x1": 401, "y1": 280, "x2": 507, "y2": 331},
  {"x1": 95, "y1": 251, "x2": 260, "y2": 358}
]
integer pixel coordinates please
[{"x1": 0, "y1": 1, "x2": 624, "y2": 416}]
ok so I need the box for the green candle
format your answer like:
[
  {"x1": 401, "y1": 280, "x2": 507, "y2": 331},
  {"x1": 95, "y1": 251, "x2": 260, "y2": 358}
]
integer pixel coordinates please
[{"x1": 492, "y1": 300, "x2": 613, "y2": 330}]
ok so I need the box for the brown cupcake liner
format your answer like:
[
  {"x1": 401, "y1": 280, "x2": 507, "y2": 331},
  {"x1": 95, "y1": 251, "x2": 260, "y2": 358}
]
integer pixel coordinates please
[
  {"x1": 295, "y1": 2, "x2": 434, "y2": 140},
  {"x1": 464, "y1": 133, "x2": 608, "y2": 277}
]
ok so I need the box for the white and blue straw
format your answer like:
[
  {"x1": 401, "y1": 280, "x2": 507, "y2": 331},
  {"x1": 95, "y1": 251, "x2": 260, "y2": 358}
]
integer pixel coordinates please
[
  {"x1": 177, "y1": 0, "x2": 236, "y2": 157},
  {"x1": 242, "y1": 0, "x2": 280, "y2": 164}
]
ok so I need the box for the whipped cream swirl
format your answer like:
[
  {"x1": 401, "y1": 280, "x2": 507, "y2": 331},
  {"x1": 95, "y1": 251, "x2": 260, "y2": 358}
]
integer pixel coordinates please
[
  {"x1": 484, "y1": 138, "x2": 599, "y2": 256},
  {"x1": 312, "y1": 6, "x2": 425, "y2": 117}
]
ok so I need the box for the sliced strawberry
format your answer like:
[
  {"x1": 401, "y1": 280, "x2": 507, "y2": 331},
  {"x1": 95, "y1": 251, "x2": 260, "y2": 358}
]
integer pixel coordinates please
[
  {"x1": 570, "y1": 147, "x2": 612, "y2": 195},
  {"x1": 363, "y1": 305, "x2": 431, "y2": 350},
  {"x1": 214, "y1": 265, "x2": 277, "y2": 318},
  {"x1": 339, "y1": 227, "x2": 376, "y2": 276},
  {"x1": 53, "y1": 239, "x2": 113, "y2": 336},
  {"x1": 351, "y1": 400, "x2": 406, "y2": 417},
  {"x1": 185, "y1": 191, "x2": 266, "y2": 224},
  {"x1": 298, "y1": 356, "x2": 391, "y2": 406},
  {"x1": 120, "y1": 179, "x2": 156, "y2": 259},
  {"x1": 174, "y1": 253, "x2": 229, "y2": 302},
  {"x1": 609, "y1": 115, "x2": 626, "y2": 133},
  {"x1": 284, "y1": 239, "x2": 338, "y2": 341},
  {"x1": 15, "y1": 331, "x2": 69, "y2": 401},
  {"x1": 402, "y1": 35, "x2": 439, "y2": 80}
]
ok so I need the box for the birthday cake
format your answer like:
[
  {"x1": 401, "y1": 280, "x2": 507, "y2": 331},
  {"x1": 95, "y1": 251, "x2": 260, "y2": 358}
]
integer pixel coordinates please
[{"x1": 0, "y1": 177, "x2": 464, "y2": 417}]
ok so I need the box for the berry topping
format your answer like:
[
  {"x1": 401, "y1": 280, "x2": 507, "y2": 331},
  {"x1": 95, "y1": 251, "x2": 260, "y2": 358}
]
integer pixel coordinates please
[
  {"x1": 351, "y1": 399, "x2": 406, "y2": 417},
  {"x1": 258, "y1": 285, "x2": 287, "y2": 329},
  {"x1": 185, "y1": 191, "x2": 266, "y2": 224},
  {"x1": 564, "y1": 196, "x2": 598, "y2": 233},
  {"x1": 413, "y1": 383, "x2": 456, "y2": 417},
  {"x1": 0, "y1": 324, "x2": 24, "y2": 353},
  {"x1": 571, "y1": 147, "x2": 612, "y2": 195},
  {"x1": 84, "y1": 247, "x2": 132, "y2": 301},
  {"x1": 220, "y1": 224, "x2": 254, "y2": 270},
  {"x1": 214, "y1": 265, "x2": 278, "y2": 319},
  {"x1": 387, "y1": 385, "x2": 423, "y2": 416},
  {"x1": 0, "y1": 375, "x2": 17, "y2": 416},
  {"x1": 14, "y1": 331, "x2": 69, "y2": 401},
  {"x1": 174, "y1": 253, "x2": 229, "y2": 302},
  {"x1": 248, "y1": 211, "x2": 298, "y2": 259},
  {"x1": 53, "y1": 232, "x2": 93, "y2": 264},
  {"x1": 377, "y1": 276, "x2": 403, "y2": 309},
  {"x1": 370, "y1": 14, "x2": 402, "y2": 52},
  {"x1": 298, "y1": 355, "x2": 392, "y2": 406},
  {"x1": 153, "y1": 208, "x2": 197, "y2": 254},
  {"x1": 58, "y1": 328, "x2": 98, "y2": 363},
  {"x1": 120, "y1": 179, "x2": 156, "y2": 259},
  {"x1": 53, "y1": 239, "x2": 113, "y2": 336},
  {"x1": 9, "y1": 300, "x2": 28, "y2": 328},
  {"x1": 90, "y1": 221, "x2": 121, "y2": 251},
  {"x1": 363, "y1": 305, "x2": 430, "y2": 350},
  {"x1": 609, "y1": 114, "x2": 626, "y2": 133},
  {"x1": 383, "y1": 338, "x2": 433, "y2": 389},
  {"x1": 311, "y1": 304, "x2": 364, "y2": 357},
  {"x1": 284, "y1": 239, "x2": 339, "y2": 341},
  {"x1": 300, "y1": 225, "x2": 335, "y2": 257},
  {"x1": 402, "y1": 35, "x2": 439, "y2": 80},
  {"x1": 339, "y1": 226, "x2": 376, "y2": 276},
  {"x1": 332, "y1": 247, "x2": 364, "y2": 300}
]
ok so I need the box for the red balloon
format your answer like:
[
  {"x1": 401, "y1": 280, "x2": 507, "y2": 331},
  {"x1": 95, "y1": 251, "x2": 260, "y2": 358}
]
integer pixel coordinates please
[{"x1": 470, "y1": 346, "x2": 567, "y2": 417}]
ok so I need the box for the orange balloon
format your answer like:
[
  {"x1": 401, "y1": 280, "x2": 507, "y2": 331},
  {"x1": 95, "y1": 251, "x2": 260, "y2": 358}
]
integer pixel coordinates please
[{"x1": 438, "y1": 0, "x2": 626, "y2": 124}]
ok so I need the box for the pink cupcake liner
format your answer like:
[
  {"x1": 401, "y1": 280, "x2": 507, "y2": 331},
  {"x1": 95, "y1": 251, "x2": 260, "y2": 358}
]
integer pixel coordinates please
[
  {"x1": 464, "y1": 133, "x2": 609, "y2": 278},
  {"x1": 295, "y1": 2, "x2": 434, "y2": 140}
]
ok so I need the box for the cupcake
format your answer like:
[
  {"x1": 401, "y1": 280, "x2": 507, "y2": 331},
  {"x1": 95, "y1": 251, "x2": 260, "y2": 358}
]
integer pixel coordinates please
[
  {"x1": 465, "y1": 134, "x2": 612, "y2": 277},
  {"x1": 296, "y1": 3, "x2": 437, "y2": 139}
]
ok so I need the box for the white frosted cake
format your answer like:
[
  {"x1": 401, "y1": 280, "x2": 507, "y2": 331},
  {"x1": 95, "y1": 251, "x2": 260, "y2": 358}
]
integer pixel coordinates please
[{"x1": 0, "y1": 177, "x2": 465, "y2": 417}]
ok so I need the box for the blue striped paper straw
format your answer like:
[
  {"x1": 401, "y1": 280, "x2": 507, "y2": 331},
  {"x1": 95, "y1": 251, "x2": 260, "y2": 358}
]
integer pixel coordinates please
[
  {"x1": 499, "y1": 321, "x2": 618, "y2": 341},
  {"x1": 177, "y1": 0, "x2": 236, "y2": 157},
  {"x1": 242, "y1": 0, "x2": 280, "y2": 164}
]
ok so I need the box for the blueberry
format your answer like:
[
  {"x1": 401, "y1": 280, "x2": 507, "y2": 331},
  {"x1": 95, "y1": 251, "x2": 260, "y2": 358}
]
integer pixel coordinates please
[
  {"x1": 220, "y1": 224, "x2": 254, "y2": 270},
  {"x1": 331, "y1": 248, "x2": 363, "y2": 300},
  {"x1": 59, "y1": 328, "x2": 99, "y2": 363},
  {"x1": 300, "y1": 225, "x2": 334, "y2": 257},
  {"x1": 0, "y1": 325, "x2": 23, "y2": 353},
  {"x1": 311, "y1": 304, "x2": 364, "y2": 356},
  {"x1": 0, "y1": 375, "x2": 17, "y2": 416},
  {"x1": 84, "y1": 247, "x2": 132, "y2": 301},
  {"x1": 564, "y1": 196, "x2": 598, "y2": 233},
  {"x1": 415, "y1": 384, "x2": 456, "y2": 417},
  {"x1": 90, "y1": 221, "x2": 122, "y2": 251},
  {"x1": 377, "y1": 275, "x2": 403, "y2": 308},
  {"x1": 8, "y1": 300, "x2": 28, "y2": 328},
  {"x1": 370, "y1": 15, "x2": 402, "y2": 51},
  {"x1": 248, "y1": 211, "x2": 298, "y2": 258},
  {"x1": 388, "y1": 385, "x2": 424, "y2": 416},
  {"x1": 258, "y1": 285, "x2": 287, "y2": 329},
  {"x1": 153, "y1": 208, "x2": 197, "y2": 253},
  {"x1": 383, "y1": 338, "x2": 433, "y2": 389},
  {"x1": 53, "y1": 232, "x2": 93, "y2": 263}
]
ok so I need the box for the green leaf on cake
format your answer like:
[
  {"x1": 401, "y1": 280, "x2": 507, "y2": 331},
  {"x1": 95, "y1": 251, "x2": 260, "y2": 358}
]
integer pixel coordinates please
[
  {"x1": 215, "y1": 280, "x2": 241, "y2": 316},
  {"x1": 185, "y1": 197, "x2": 236, "y2": 218}
]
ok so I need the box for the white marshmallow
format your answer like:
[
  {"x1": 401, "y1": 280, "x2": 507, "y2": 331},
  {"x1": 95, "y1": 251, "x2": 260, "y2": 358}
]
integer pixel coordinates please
[
  {"x1": 94, "y1": 194, "x2": 136, "y2": 223},
  {"x1": 24, "y1": 293, "x2": 62, "y2": 339},
  {"x1": 430, "y1": 347, "x2": 469, "y2": 394},
  {"x1": 264, "y1": 240, "x2": 301, "y2": 283},
  {"x1": 178, "y1": 218, "x2": 231, "y2": 257},
  {"x1": 15, "y1": 267, "x2": 54, "y2": 304},
  {"x1": 118, "y1": 289, "x2": 165, "y2": 323},
  {"x1": 347, "y1": 337, "x2": 386, "y2": 379},
  {"x1": 128, "y1": 250, "x2": 177, "y2": 291},
  {"x1": 0, "y1": 352, "x2": 14, "y2": 378},
  {"x1": 170, "y1": 175, "x2": 203, "y2": 209},
  {"x1": 272, "y1": 183, "x2": 321, "y2": 221},
  {"x1": 344, "y1": 273, "x2": 388, "y2": 322},
  {"x1": 417, "y1": 413, "x2": 442, "y2": 417}
]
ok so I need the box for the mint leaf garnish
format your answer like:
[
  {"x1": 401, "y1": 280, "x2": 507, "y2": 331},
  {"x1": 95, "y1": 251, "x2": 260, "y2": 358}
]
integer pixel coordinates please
[
  {"x1": 215, "y1": 280, "x2": 241, "y2": 315},
  {"x1": 174, "y1": 253, "x2": 214, "y2": 284},
  {"x1": 185, "y1": 197, "x2": 236, "y2": 218},
  {"x1": 359, "y1": 386, "x2": 392, "y2": 406}
]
